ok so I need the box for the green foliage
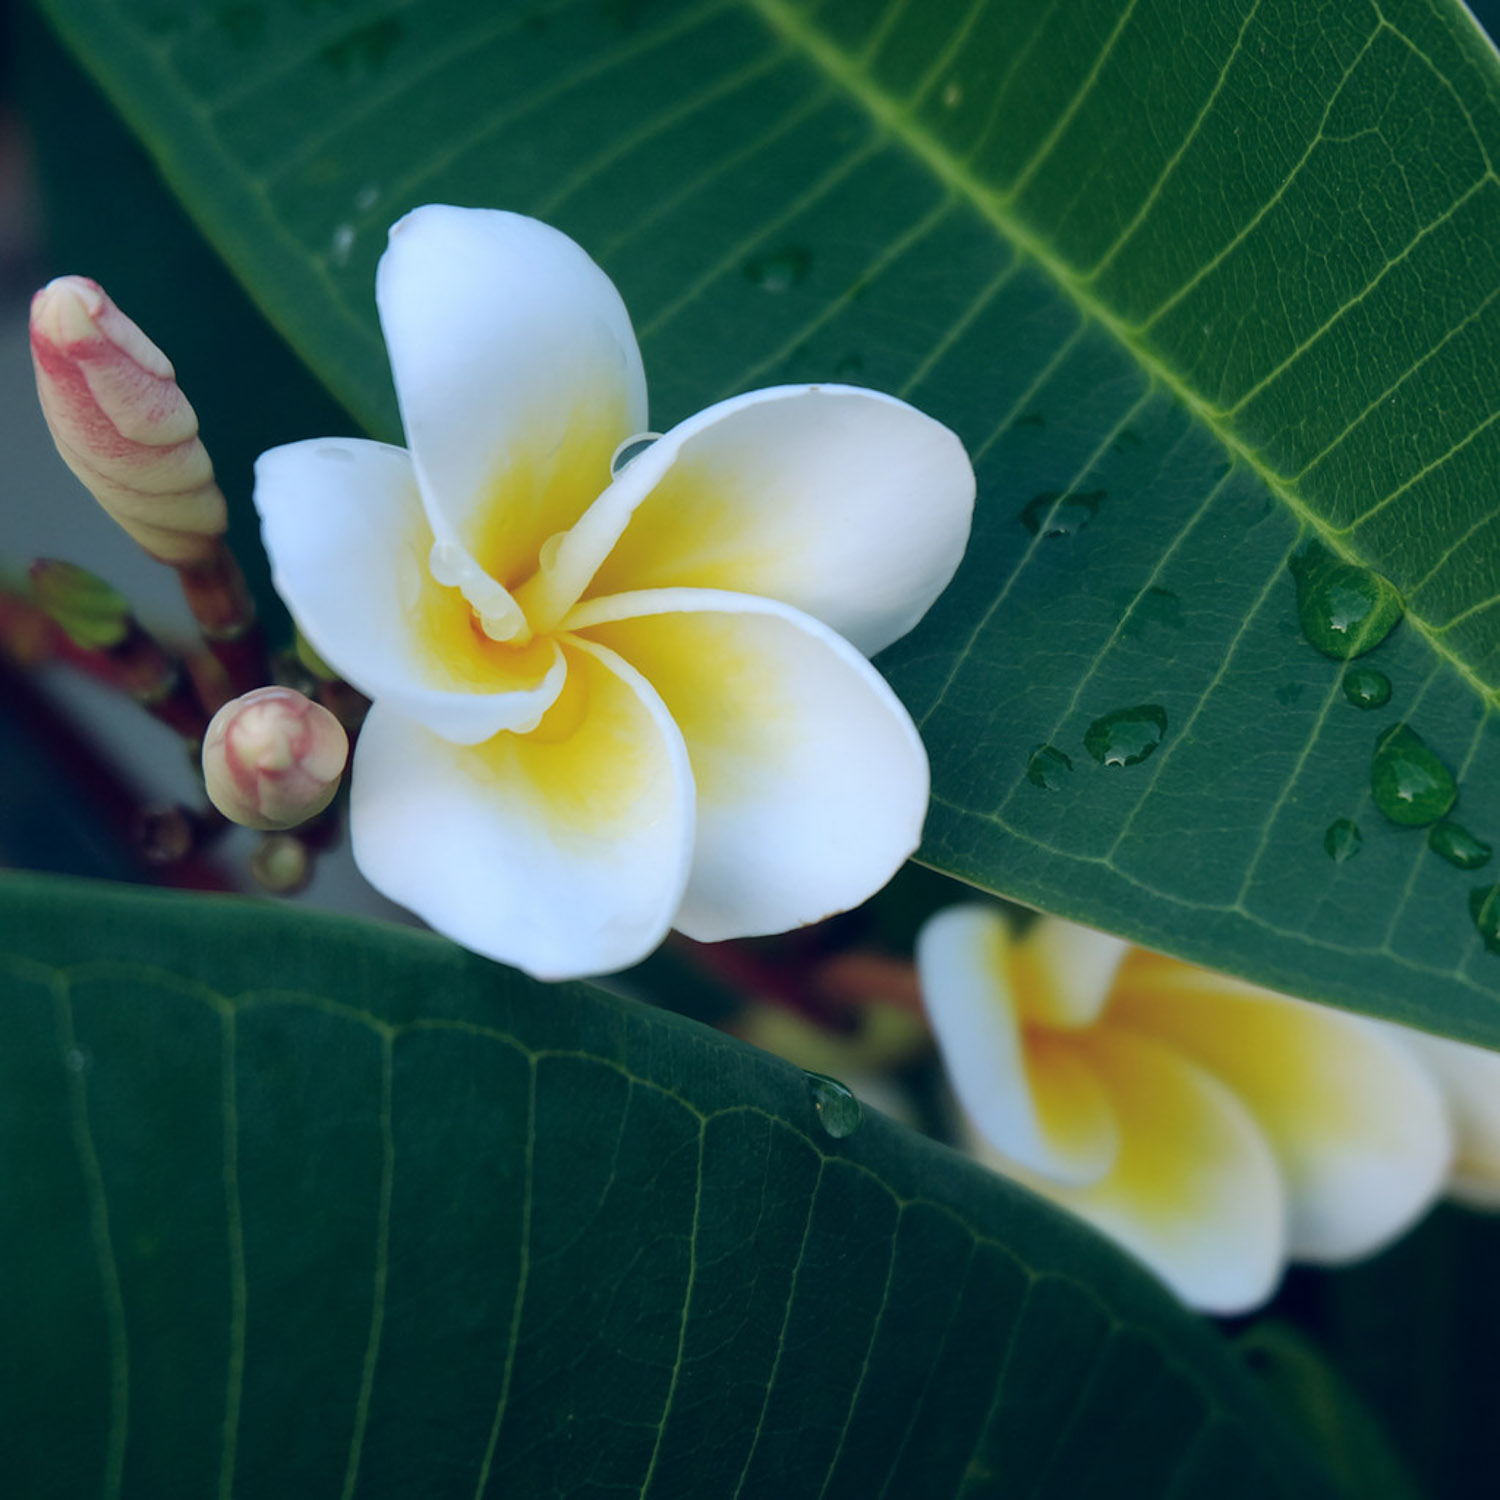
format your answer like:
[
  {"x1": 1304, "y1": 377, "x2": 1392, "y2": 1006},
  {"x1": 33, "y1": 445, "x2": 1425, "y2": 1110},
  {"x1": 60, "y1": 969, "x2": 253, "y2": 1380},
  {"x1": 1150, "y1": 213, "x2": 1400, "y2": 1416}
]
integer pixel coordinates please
[
  {"x1": 29, "y1": 0, "x2": 1500, "y2": 1043},
  {"x1": 0, "y1": 873, "x2": 1337, "y2": 1498}
]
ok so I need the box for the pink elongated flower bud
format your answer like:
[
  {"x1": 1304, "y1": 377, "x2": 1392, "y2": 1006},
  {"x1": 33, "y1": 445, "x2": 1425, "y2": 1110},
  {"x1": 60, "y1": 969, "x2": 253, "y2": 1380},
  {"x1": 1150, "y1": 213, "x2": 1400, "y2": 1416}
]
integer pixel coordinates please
[
  {"x1": 202, "y1": 686, "x2": 348, "y2": 832},
  {"x1": 30, "y1": 276, "x2": 227, "y2": 564}
]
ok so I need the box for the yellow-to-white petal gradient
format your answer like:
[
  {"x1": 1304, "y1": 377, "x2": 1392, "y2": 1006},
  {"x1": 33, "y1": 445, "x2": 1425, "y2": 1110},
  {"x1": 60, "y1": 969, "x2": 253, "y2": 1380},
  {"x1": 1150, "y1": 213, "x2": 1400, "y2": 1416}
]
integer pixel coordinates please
[
  {"x1": 1012, "y1": 917, "x2": 1128, "y2": 1030},
  {"x1": 376, "y1": 206, "x2": 646, "y2": 597},
  {"x1": 1110, "y1": 954, "x2": 1451, "y2": 1262},
  {"x1": 1396, "y1": 1030, "x2": 1500, "y2": 1208},
  {"x1": 570, "y1": 588, "x2": 929, "y2": 941},
  {"x1": 255, "y1": 438, "x2": 565, "y2": 743},
  {"x1": 917, "y1": 905, "x2": 1119, "y2": 1186},
  {"x1": 1022, "y1": 1032, "x2": 1285, "y2": 1315},
  {"x1": 349, "y1": 639, "x2": 693, "y2": 981},
  {"x1": 558, "y1": 386, "x2": 974, "y2": 657}
]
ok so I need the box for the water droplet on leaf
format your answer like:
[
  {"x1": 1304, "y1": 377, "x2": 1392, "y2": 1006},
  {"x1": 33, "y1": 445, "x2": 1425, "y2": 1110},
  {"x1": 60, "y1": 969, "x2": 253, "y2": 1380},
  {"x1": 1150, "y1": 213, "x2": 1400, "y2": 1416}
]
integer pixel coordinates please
[
  {"x1": 1429, "y1": 821, "x2": 1492, "y2": 870},
  {"x1": 1342, "y1": 667, "x2": 1391, "y2": 710},
  {"x1": 1084, "y1": 705, "x2": 1167, "y2": 767},
  {"x1": 1026, "y1": 744, "x2": 1073, "y2": 790},
  {"x1": 806, "y1": 1072, "x2": 861, "y2": 1139},
  {"x1": 1020, "y1": 489, "x2": 1104, "y2": 538},
  {"x1": 743, "y1": 246, "x2": 812, "y2": 292},
  {"x1": 1370, "y1": 724, "x2": 1457, "y2": 826},
  {"x1": 1289, "y1": 540, "x2": 1403, "y2": 659},
  {"x1": 1470, "y1": 885, "x2": 1500, "y2": 953},
  {"x1": 1324, "y1": 818, "x2": 1362, "y2": 862},
  {"x1": 1120, "y1": 587, "x2": 1184, "y2": 639}
]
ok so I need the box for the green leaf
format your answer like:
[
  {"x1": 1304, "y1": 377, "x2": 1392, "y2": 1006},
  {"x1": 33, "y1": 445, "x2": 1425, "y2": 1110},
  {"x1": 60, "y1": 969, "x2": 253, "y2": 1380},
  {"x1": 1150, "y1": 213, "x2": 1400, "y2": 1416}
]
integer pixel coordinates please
[
  {"x1": 0, "y1": 873, "x2": 1334, "y2": 1498},
  {"x1": 28, "y1": 0, "x2": 1500, "y2": 1041}
]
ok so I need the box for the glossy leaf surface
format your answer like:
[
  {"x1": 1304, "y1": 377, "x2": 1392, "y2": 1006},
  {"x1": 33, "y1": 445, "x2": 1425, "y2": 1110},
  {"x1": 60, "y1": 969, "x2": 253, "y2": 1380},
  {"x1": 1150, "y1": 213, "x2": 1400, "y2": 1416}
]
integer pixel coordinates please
[
  {"x1": 0, "y1": 873, "x2": 1335, "y2": 1498},
  {"x1": 31, "y1": 0, "x2": 1500, "y2": 1041}
]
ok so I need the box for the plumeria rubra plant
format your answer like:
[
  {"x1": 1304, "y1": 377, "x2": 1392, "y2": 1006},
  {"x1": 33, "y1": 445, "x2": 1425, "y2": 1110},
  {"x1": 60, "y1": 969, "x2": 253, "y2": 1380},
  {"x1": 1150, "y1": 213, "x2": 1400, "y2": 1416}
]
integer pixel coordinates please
[{"x1": 8, "y1": 1, "x2": 1500, "y2": 1496}]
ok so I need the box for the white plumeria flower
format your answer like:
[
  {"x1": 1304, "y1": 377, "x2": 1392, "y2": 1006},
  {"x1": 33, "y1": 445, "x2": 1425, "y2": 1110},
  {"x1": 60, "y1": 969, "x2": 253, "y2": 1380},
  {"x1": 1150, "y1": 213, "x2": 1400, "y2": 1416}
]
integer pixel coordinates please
[
  {"x1": 1390, "y1": 1029, "x2": 1500, "y2": 1209},
  {"x1": 254, "y1": 206, "x2": 974, "y2": 980},
  {"x1": 917, "y1": 906, "x2": 1452, "y2": 1314}
]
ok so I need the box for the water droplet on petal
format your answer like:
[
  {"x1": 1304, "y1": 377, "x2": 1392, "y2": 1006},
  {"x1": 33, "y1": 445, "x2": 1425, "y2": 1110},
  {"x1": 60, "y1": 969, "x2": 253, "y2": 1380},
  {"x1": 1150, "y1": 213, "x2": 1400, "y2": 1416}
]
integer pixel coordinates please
[
  {"x1": 1370, "y1": 724, "x2": 1457, "y2": 827},
  {"x1": 744, "y1": 246, "x2": 812, "y2": 292},
  {"x1": 1324, "y1": 818, "x2": 1363, "y2": 862},
  {"x1": 1026, "y1": 744, "x2": 1073, "y2": 790},
  {"x1": 1084, "y1": 705, "x2": 1167, "y2": 767},
  {"x1": 1342, "y1": 667, "x2": 1391, "y2": 710},
  {"x1": 1020, "y1": 489, "x2": 1105, "y2": 538},
  {"x1": 1429, "y1": 821, "x2": 1492, "y2": 870},
  {"x1": 1470, "y1": 885, "x2": 1500, "y2": 952},
  {"x1": 610, "y1": 432, "x2": 662, "y2": 474},
  {"x1": 806, "y1": 1072, "x2": 862, "y2": 1139},
  {"x1": 1289, "y1": 539, "x2": 1403, "y2": 659}
]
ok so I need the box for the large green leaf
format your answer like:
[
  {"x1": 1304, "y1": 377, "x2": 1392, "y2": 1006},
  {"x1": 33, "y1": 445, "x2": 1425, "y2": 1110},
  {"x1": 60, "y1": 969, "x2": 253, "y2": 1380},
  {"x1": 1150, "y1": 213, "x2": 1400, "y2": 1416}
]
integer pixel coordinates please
[
  {"x1": 28, "y1": 0, "x2": 1500, "y2": 1041},
  {"x1": 0, "y1": 872, "x2": 1335, "y2": 1498}
]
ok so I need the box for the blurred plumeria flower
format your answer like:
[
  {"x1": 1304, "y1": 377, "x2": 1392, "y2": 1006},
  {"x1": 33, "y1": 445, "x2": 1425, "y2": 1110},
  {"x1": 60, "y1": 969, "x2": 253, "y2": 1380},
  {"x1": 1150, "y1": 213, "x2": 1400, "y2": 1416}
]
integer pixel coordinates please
[
  {"x1": 255, "y1": 207, "x2": 974, "y2": 979},
  {"x1": 917, "y1": 906, "x2": 1453, "y2": 1314}
]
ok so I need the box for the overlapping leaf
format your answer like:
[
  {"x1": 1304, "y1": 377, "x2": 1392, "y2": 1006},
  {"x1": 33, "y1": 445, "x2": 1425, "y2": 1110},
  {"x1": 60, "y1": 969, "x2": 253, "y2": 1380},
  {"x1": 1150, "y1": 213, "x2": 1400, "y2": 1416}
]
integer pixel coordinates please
[
  {"x1": 0, "y1": 874, "x2": 1337, "y2": 1498},
  {"x1": 30, "y1": 0, "x2": 1500, "y2": 1040}
]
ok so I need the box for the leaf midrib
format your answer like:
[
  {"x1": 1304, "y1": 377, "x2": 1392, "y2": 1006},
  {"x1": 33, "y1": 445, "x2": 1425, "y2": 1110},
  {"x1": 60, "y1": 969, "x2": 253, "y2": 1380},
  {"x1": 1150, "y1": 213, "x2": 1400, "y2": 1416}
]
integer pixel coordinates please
[{"x1": 744, "y1": 0, "x2": 1500, "y2": 712}]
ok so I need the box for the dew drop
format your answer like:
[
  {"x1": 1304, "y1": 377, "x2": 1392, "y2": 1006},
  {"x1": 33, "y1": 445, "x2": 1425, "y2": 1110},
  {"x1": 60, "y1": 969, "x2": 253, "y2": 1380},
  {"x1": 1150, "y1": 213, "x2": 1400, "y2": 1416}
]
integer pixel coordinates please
[
  {"x1": 1121, "y1": 586, "x2": 1184, "y2": 639},
  {"x1": 1370, "y1": 724, "x2": 1457, "y2": 827},
  {"x1": 743, "y1": 245, "x2": 812, "y2": 292},
  {"x1": 1470, "y1": 885, "x2": 1500, "y2": 953},
  {"x1": 1020, "y1": 489, "x2": 1105, "y2": 538},
  {"x1": 806, "y1": 1072, "x2": 862, "y2": 1139},
  {"x1": 1429, "y1": 821, "x2": 1492, "y2": 870},
  {"x1": 1026, "y1": 744, "x2": 1073, "y2": 790},
  {"x1": 1289, "y1": 539, "x2": 1403, "y2": 660},
  {"x1": 610, "y1": 432, "x2": 662, "y2": 474},
  {"x1": 1083, "y1": 704, "x2": 1167, "y2": 767},
  {"x1": 329, "y1": 222, "x2": 356, "y2": 267},
  {"x1": 1342, "y1": 667, "x2": 1391, "y2": 710},
  {"x1": 1324, "y1": 818, "x2": 1362, "y2": 863}
]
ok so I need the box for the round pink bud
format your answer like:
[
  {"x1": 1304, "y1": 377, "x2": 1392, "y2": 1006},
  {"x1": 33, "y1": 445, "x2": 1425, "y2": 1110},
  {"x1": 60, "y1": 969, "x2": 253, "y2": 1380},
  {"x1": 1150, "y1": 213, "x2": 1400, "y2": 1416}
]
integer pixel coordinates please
[
  {"x1": 30, "y1": 276, "x2": 227, "y2": 564},
  {"x1": 202, "y1": 687, "x2": 348, "y2": 831}
]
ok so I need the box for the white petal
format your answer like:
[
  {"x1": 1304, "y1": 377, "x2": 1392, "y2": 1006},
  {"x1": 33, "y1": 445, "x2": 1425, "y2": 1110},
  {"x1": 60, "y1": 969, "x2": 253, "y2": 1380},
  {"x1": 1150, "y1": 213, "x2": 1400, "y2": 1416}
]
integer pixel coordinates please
[
  {"x1": 1111, "y1": 954, "x2": 1451, "y2": 1262},
  {"x1": 968, "y1": 1031, "x2": 1287, "y2": 1315},
  {"x1": 1013, "y1": 917, "x2": 1129, "y2": 1029},
  {"x1": 349, "y1": 638, "x2": 693, "y2": 980},
  {"x1": 916, "y1": 905, "x2": 1119, "y2": 1186},
  {"x1": 568, "y1": 588, "x2": 928, "y2": 941},
  {"x1": 546, "y1": 385, "x2": 974, "y2": 656},
  {"x1": 376, "y1": 206, "x2": 646, "y2": 593},
  {"x1": 1395, "y1": 1029, "x2": 1500, "y2": 1208},
  {"x1": 254, "y1": 439, "x2": 565, "y2": 743}
]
